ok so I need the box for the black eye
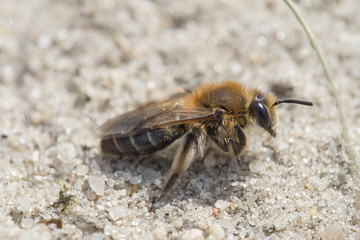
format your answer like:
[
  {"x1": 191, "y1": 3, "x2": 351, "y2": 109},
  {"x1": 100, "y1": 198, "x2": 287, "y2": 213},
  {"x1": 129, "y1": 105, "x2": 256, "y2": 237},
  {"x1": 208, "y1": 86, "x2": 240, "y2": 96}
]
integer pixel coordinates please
[{"x1": 255, "y1": 102, "x2": 271, "y2": 130}]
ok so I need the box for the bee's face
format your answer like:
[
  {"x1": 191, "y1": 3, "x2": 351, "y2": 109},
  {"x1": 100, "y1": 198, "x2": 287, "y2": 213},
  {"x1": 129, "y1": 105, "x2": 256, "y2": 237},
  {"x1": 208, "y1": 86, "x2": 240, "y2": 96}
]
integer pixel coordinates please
[{"x1": 249, "y1": 93, "x2": 276, "y2": 137}]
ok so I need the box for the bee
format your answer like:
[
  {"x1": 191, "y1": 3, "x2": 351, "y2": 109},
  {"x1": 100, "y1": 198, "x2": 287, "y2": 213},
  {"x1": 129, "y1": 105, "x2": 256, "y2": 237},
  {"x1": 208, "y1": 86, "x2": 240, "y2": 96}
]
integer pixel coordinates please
[{"x1": 99, "y1": 81, "x2": 313, "y2": 199}]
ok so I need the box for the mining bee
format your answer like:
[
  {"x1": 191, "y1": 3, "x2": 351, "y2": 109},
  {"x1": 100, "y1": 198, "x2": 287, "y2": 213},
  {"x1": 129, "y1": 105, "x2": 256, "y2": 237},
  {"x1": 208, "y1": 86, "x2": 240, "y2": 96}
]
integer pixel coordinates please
[{"x1": 99, "y1": 81, "x2": 313, "y2": 199}]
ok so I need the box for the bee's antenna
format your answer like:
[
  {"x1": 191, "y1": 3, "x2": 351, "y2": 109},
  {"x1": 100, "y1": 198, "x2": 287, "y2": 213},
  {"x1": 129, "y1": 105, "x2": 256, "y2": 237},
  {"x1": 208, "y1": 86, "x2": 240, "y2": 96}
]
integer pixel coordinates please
[{"x1": 272, "y1": 99, "x2": 313, "y2": 107}]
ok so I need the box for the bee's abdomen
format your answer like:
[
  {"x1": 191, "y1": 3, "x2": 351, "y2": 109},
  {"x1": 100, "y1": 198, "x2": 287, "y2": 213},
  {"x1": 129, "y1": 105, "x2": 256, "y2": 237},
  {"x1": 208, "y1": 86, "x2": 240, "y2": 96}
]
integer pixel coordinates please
[{"x1": 101, "y1": 125, "x2": 186, "y2": 156}]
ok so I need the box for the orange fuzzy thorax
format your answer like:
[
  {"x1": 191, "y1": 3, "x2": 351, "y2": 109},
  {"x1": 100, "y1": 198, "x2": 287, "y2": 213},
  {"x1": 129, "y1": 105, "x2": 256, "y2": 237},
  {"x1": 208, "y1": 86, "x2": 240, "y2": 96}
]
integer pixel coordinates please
[{"x1": 184, "y1": 81, "x2": 278, "y2": 127}]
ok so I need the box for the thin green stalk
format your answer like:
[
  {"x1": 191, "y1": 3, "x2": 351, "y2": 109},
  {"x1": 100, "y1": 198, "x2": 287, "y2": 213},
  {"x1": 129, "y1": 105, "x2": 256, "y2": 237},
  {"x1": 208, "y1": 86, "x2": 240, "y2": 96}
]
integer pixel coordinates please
[{"x1": 282, "y1": 0, "x2": 357, "y2": 178}]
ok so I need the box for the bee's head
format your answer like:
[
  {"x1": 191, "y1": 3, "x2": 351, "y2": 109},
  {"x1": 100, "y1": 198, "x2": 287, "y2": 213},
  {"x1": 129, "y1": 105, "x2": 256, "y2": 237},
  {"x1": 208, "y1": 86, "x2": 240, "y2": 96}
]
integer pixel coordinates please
[{"x1": 249, "y1": 92, "x2": 313, "y2": 138}]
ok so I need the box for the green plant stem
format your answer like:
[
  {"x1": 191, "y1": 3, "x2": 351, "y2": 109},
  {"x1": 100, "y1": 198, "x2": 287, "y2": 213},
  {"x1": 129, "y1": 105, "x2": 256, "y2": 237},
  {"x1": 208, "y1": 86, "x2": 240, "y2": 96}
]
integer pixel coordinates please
[{"x1": 283, "y1": 0, "x2": 357, "y2": 178}]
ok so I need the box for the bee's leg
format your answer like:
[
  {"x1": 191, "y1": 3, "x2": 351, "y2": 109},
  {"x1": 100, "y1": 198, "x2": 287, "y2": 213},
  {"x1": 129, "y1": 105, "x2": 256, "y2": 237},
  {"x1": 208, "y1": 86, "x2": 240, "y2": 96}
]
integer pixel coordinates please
[
  {"x1": 159, "y1": 127, "x2": 206, "y2": 199},
  {"x1": 210, "y1": 137, "x2": 229, "y2": 153},
  {"x1": 228, "y1": 124, "x2": 247, "y2": 156},
  {"x1": 209, "y1": 124, "x2": 246, "y2": 157}
]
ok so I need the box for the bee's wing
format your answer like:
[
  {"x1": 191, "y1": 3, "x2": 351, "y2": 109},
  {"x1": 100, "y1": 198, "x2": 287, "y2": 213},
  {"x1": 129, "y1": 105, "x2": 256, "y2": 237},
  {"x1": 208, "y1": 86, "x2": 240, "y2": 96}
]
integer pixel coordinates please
[{"x1": 99, "y1": 97, "x2": 214, "y2": 139}]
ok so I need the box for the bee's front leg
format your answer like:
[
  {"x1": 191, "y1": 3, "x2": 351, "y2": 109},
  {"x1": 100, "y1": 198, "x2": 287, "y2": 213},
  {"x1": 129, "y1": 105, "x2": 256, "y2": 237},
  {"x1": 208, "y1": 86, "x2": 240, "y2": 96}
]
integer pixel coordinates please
[
  {"x1": 210, "y1": 124, "x2": 246, "y2": 157},
  {"x1": 159, "y1": 126, "x2": 206, "y2": 200},
  {"x1": 229, "y1": 124, "x2": 246, "y2": 156}
]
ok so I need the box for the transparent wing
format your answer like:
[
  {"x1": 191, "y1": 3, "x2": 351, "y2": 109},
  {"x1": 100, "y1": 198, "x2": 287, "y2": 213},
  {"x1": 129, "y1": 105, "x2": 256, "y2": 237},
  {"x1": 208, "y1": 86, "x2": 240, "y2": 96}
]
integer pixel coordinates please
[{"x1": 99, "y1": 95, "x2": 215, "y2": 139}]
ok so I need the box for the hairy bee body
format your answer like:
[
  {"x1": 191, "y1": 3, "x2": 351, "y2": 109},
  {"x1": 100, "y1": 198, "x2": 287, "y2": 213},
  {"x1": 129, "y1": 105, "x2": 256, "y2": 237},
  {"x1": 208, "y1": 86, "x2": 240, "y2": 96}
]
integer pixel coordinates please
[
  {"x1": 99, "y1": 81, "x2": 312, "y2": 199},
  {"x1": 101, "y1": 125, "x2": 186, "y2": 157}
]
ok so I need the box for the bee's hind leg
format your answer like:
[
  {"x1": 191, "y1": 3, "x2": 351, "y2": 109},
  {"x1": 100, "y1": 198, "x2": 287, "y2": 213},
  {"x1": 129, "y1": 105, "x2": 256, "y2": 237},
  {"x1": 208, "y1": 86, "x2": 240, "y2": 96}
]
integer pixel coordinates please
[{"x1": 158, "y1": 126, "x2": 206, "y2": 200}]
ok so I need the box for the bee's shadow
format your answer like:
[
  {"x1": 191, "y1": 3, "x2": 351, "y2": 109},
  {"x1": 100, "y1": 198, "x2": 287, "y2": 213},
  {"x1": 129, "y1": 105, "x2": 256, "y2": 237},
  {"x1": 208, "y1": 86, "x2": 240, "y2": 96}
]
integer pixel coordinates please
[
  {"x1": 98, "y1": 153, "x2": 172, "y2": 175},
  {"x1": 158, "y1": 153, "x2": 255, "y2": 206},
  {"x1": 95, "y1": 150, "x2": 255, "y2": 208},
  {"x1": 95, "y1": 152, "x2": 172, "y2": 197}
]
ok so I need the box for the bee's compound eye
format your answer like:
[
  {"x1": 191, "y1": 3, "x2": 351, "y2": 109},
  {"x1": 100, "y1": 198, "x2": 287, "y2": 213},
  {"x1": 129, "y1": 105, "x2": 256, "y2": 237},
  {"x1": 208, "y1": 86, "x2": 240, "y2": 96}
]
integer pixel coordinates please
[{"x1": 255, "y1": 102, "x2": 271, "y2": 130}]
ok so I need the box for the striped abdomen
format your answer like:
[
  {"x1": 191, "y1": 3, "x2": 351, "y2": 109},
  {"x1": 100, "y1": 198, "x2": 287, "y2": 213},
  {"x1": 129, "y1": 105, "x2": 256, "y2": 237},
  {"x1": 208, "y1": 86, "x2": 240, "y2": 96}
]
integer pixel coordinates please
[{"x1": 101, "y1": 125, "x2": 186, "y2": 157}]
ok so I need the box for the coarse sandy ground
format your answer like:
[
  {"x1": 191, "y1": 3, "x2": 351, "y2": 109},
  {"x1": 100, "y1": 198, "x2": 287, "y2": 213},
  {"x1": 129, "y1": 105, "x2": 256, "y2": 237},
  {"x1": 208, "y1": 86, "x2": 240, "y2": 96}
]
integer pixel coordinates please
[{"x1": 0, "y1": 0, "x2": 359, "y2": 239}]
